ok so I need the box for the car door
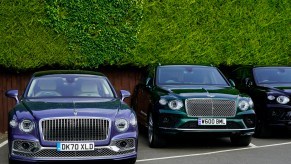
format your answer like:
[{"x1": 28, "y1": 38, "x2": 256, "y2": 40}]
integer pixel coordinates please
[{"x1": 134, "y1": 77, "x2": 153, "y2": 126}]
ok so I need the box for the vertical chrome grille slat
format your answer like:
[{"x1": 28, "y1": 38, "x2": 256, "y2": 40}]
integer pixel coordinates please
[
  {"x1": 186, "y1": 99, "x2": 236, "y2": 117},
  {"x1": 41, "y1": 118, "x2": 110, "y2": 141}
]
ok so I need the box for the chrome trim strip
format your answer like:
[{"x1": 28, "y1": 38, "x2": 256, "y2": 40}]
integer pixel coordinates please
[{"x1": 160, "y1": 127, "x2": 255, "y2": 131}]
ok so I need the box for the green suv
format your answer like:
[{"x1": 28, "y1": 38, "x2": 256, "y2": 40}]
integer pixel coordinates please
[{"x1": 132, "y1": 65, "x2": 255, "y2": 147}]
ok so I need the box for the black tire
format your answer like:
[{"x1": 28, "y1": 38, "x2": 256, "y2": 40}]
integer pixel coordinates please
[
  {"x1": 230, "y1": 135, "x2": 252, "y2": 146},
  {"x1": 148, "y1": 112, "x2": 166, "y2": 148},
  {"x1": 9, "y1": 159, "x2": 18, "y2": 164}
]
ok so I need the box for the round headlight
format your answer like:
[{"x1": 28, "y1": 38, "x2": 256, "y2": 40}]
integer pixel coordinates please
[
  {"x1": 267, "y1": 95, "x2": 276, "y2": 100},
  {"x1": 276, "y1": 96, "x2": 290, "y2": 104},
  {"x1": 168, "y1": 100, "x2": 183, "y2": 110},
  {"x1": 238, "y1": 100, "x2": 249, "y2": 111},
  {"x1": 9, "y1": 119, "x2": 18, "y2": 128},
  {"x1": 159, "y1": 98, "x2": 168, "y2": 105},
  {"x1": 19, "y1": 120, "x2": 34, "y2": 133},
  {"x1": 129, "y1": 113, "x2": 137, "y2": 127},
  {"x1": 115, "y1": 119, "x2": 129, "y2": 132}
]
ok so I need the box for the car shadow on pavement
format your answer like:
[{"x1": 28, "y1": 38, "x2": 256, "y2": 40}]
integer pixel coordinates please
[
  {"x1": 138, "y1": 125, "x2": 235, "y2": 149},
  {"x1": 138, "y1": 125, "x2": 291, "y2": 149}
]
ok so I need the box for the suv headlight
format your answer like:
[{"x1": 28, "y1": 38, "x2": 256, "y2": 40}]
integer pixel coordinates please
[
  {"x1": 238, "y1": 100, "x2": 250, "y2": 111},
  {"x1": 168, "y1": 100, "x2": 183, "y2": 110},
  {"x1": 115, "y1": 119, "x2": 129, "y2": 132},
  {"x1": 277, "y1": 96, "x2": 289, "y2": 104},
  {"x1": 19, "y1": 119, "x2": 35, "y2": 133}
]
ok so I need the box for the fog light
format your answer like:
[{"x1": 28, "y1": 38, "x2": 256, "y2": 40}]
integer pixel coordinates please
[
  {"x1": 119, "y1": 141, "x2": 127, "y2": 148},
  {"x1": 245, "y1": 118, "x2": 254, "y2": 125},
  {"x1": 162, "y1": 117, "x2": 169, "y2": 123},
  {"x1": 22, "y1": 143, "x2": 30, "y2": 150}
]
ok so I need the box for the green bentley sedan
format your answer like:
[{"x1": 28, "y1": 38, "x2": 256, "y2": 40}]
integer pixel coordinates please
[{"x1": 132, "y1": 65, "x2": 255, "y2": 148}]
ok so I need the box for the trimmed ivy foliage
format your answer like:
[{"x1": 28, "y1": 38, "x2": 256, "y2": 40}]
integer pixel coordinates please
[
  {"x1": 43, "y1": 0, "x2": 143, "y2": 68},
  {"x1": 1, "y1": 0, "x2": 291, "y2": 72},
  {"x1": 133, "y1": 0, "x2": 291, "y2": 66},
  {"x1": 0, "y1": 0, "x2": 78, "y2": 72}
]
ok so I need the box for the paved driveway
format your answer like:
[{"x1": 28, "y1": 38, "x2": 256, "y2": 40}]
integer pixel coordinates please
[{"x1": 1, "y1": 130, "x2": 291, "y2": 164}]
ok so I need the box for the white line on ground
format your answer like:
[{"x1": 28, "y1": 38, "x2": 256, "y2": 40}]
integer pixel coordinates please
[
  {"x1": 249, "y1": 143, "x2": 257, "y2": 148},
  {"x1": 0, "y1": 140, "x2": 8, "y2": 148},
  {"x1": 136, "y1": 141, "x2": 291, "y2": 162}
]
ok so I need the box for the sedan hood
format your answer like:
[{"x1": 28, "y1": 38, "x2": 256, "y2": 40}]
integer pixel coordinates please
[
  {"x1": 160, "y1": 85, "x2": 240, "y2": 99},
  {"x1": 21, "y1": 98, "x2": 120, "y2": 119}
]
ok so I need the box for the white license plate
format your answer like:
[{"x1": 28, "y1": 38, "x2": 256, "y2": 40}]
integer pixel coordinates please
[
  {"x1": 57, "y1": 143, "x2": 94, "y2": 151},
  {"x1": 198, "y1": 118, "x2": 226, "y2": 125}
]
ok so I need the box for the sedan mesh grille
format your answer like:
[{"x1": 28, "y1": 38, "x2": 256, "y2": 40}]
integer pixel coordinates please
[
  {"x1": 186, "y1": 99, "x2": 236, "y2": 117},
  {"x1": 41, "y1": 118, "x2": 110, "y2": 141}
]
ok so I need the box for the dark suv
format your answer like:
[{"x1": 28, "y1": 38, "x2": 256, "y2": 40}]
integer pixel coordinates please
[
  {"x1": 229, "y1": 66, "x2": 291, "y2": 137},
  {"x1": 132, "y1": 65, "x2": 255, "y2": 147}
]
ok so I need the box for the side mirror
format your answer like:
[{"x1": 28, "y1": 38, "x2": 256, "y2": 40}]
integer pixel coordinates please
[
  {"x1": 120, "y1": 90, "x2": 131, "y2": 101},
  {"x1": 229, "y1": 79, "x2": 236, "y2": 87},
  {"x1": 145, "y1": 77, "x2": 153, "y2": 89},
  {"x1": 5, "y1": 90, "x2": 19, "y2": 104},
  {"x1": 244, "y1": 78, "x2": 253, "y2": 87}
]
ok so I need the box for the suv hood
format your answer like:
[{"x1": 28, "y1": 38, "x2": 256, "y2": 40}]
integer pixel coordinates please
[
  {"x1": 20, "y1": 98, "x2": 120, "y2": 119},
  {"x1": 259, "y1": 84, "x2": 291, "y2": 94},
  {"x1": 159, "y1": 85, "x2": 240, "y2": 99}
]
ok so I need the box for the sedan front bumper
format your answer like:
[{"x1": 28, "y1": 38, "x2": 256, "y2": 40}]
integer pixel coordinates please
[{"x1": 10, "y1": 138, "x2": 137, "y2": 162}]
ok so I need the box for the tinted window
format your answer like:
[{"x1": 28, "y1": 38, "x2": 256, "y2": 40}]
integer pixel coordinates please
[
  {"x1": 26, "y1": 75, "x2": 115, "y2": 98},
  {"x1": 254, "y1": 67, "x2": 291, "y2": 84},
  {"x1": 157, "y1": 66, "x2": 229, "y2": 85}
]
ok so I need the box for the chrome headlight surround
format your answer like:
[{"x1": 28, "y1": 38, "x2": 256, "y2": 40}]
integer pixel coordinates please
[
  {"x1": 115, "y1": 118, "x2": 129, "y2": 132},
  {"x1": 19, "y1": 119, "x2": 35, "y2": 133},
  {"x1": 168, "y1": 100, "x2": 183, "y2": 110},
  {"x1": 248, "y1": 98, "x2": 254, "y2": 108},
  {"x1": 129, "y1": 113, "x2": 137, "y2": 127},
  {"x1": 276, "y1": 96, "x2": 290, "y2": 104}
]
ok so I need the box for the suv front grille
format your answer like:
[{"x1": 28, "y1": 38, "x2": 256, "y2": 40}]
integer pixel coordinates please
[
  {"x1": 186, "y1": 99, "x2": 236, "y2": 117},
  {"x1": 40, "y1": 118, "x2": 110, "y2": 141}
]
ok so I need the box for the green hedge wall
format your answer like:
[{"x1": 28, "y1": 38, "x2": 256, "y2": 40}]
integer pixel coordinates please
[
  {"x1": 133, "y1": 0, "x2": 291, "y2": 66},
  {"x1": 1, "y1": 0, "x2": 291, "y2": 72},
  {"x1": 0, "y1": 0, "x2": 77, "y2": 72}
]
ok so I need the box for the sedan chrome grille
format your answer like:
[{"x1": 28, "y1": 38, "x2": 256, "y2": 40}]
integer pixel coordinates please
[
  {"x1": 40, "y1": 118, "x2": 110, "y2": 141},
  {"x1": 186, "y1": 99, "x2": 236, "y2": 117}
]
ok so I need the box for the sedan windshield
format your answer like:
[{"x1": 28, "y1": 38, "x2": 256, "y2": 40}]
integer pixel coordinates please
[
  {"x1": 254, "y1": 67, "x2": 291, "y2": 84},
  {"x1": 157, "y1": 66, "x2": 229, "y2": 85},
  {"x1": 26, "y1": 75, "x2": 115, "y2": 98}
]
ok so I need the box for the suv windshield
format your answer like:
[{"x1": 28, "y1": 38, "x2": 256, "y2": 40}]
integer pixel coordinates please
[
  {"x1": 254, "y1": 67, "x2": 291, "y2": 84},
  {"x1": 156, "y1": 66, "x2": 229, "y2": 86},
  {"x1": 26, "y1": 75, "x2": 115, "y2": 98}
]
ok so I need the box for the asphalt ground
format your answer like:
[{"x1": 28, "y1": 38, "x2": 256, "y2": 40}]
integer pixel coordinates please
[{"x1": 1, "y1": 129, "x2": 291, "y2": 164}]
